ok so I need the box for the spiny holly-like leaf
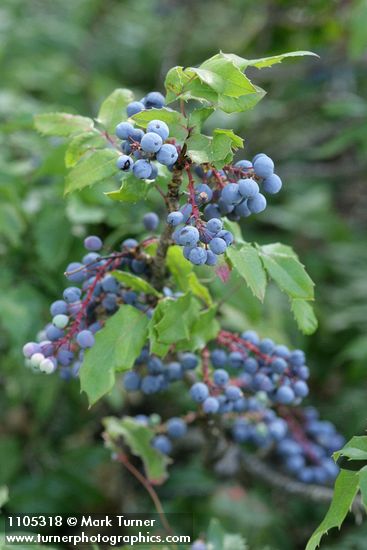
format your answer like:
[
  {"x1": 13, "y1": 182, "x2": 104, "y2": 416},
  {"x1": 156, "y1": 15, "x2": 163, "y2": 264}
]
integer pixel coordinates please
[
  {"x1": 186, "y1": 132, "x2": 239, "y2": 166},
  {"x1": 112, "y1": 271, "x2": 161, "y2": 297},
  {"x1": 132, "y1": 107, "x2": 188, "y2": 142},
  {"x1": 103, "y1": 417, "x2": 170, "y2": 484},
  {"x1": 199, "y1": 55, "x2": 257, "y2": 96},
  {"x1": 65, "y1": 131, "x2": 106, "y2": 168},
  {"x1": 34, "y1": 112, "x2": 94, "y2": 136},
  {"x1": 188, "y1": 107, "x2": 215, "y2": 133},
  {"x1": 218, "y1": 50, "x2": 319, "y2": 70},
  {"x1": 176, "y1": 307, "x2": 220, "y2": 352},
  {"x1": 105, "y1": 174, "x2": 151, "y2": 202},
  {"x1": 334, "y1": 436, "x2": 367, "y2": 462},
  {"x1": 166, "y1": 245, "x2": 212, "y2": 306},
  {"x1": 65, "y1": 149, "x2": 119, "y2": 194},
  {"x1": 152, "y1": 294, "x2": 201, "y2": 345},
  {"x1": 80, "y1": 306, "x2": 149, "y2": 406},
  {"x1": 226, "y1": 243, "x2": 267, "y2": 302},
  {"x1": 97, "y1": 88, "x2": 134, "y2": 133},
  {"x1": 291, "y1": 299, "x2": 318, "y2": 335},
  {"x1": 306, "y1": 469, "x2": 359, "y2": 550},
  {"x1": 214, "y1": 128, "x2": 243, "y2": 149},
  {"x1": 259, "y1": 242, "x2": 315, "y2": 300}
]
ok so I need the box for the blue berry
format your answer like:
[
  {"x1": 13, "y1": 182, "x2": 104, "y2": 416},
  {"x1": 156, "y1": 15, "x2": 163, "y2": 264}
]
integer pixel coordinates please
[
  {"x1": 115, "y1": 122, "x2": 135, "y2": 140},
  {"x1": 209, "y1": 237, "x2": 227, "y2": 255},
  {"x1": 141, "y1": 132, "x2": 163, "y2": 153},
  {"x1": 211, "y1": 349, "x2": 227, "y2": 368},
  {"x1": 213, "y1": 369, "x2": 229, "y2": 387},
  {"x1": 167, "y1": 211, "x2": 184, "y2": 226},
  {"x1": 147, "y1": 120, "x2": 169, "y2": 141},
  {"x1": 127, "y1": 101, "x2": 145, "y2": 117},
  {"x1": 116, "y1": 155, "x2": 134, "y2": 172},
  {"x1": 253, "y1": 155, "x2": 274, "y2": 178},
  {"x1": 143, "y1": 212, "x2": 159, "y2": 231},
  {"x1": 167, "y1": 418, "x2": 187, "y2": 439},
  {"x1": 221, "y1": 184, "x2": 242, "y2": 205},
  {"x1": 216, "y1": 230, "x2": 234, "y2": 246},
  {"x1": 123, "y1": 371, "x2": 141, "y2": 391},
  {"x1": 238, "y1": 178, "x2": 259, "y2": 198},
  {"x1": 203, "y1": 397, "x2": 220, "y2": 414},
  {"x1": 181, "y1": 353, "x2": 198, "y2": 370},
  {"x1": 263, "y1": 174, "x2": 282, "y2": 194},
  {"x1": 247, "y1": 193, "x2": 267, "y2": 214},
  {"x1": 276, "y1": 385, "x2": 295, "y2": 404},
  {"x1": 188, "y1": 247, "x2": 207, "y2": 265},
  {"x1": 225, "y1": 385, "x2": 242, "y2": 401},
  {"x1": 152, "y1": 435, "x2": 172, "y2": 455},
  {"x1": 293, "y1": 380, "x2": 309, "y2": 398},
  {"x1": 206, "y1": 218, "x2": 223, "y2": 233},
  {"x1": 76, "y1": 330, "x2": 95, "y2": 349},
  {"x1": 156, "y1": 144, "x2": 178, "y2": 166},
  {"x1": 66, "y1": 262, "x2": 86, "y2": 283},
  {"x1": 190, "y1": 382, "x2": 209, "y2": 403},
  {"x1": 205, "y1": 250, "x2": 218, "y2": 266},
  {"x1": 133, "y1": 159, "x2": 152, "y2": 179},
  {"x1": 50, "y1": 300, "x2": 68, "y2": 316},
  {"x1": 84, "y1": 235, "x2": 103, "y2": 251},
  {"x1": 178, "y1": 226, "x2": 200, "y2": 247},
  {"x1": 143, "y1": 92, "x2": 165, "y2": 109}
]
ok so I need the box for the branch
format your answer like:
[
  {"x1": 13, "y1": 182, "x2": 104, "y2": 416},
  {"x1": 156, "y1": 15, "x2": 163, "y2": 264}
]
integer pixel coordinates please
[{"x1": 151, "y1": 166, "x2": 183, "y2": 289}]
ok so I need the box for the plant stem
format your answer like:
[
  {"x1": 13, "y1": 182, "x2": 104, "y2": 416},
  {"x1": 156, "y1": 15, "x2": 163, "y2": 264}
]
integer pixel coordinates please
[{"x1": 151, "y1": 166, "x2": 183, "y2": 289}]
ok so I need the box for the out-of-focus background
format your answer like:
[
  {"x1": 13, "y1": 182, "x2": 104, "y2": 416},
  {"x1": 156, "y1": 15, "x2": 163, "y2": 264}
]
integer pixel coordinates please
[{"x1": 1, "y1": 0, "x2": 367, "y2": 548}]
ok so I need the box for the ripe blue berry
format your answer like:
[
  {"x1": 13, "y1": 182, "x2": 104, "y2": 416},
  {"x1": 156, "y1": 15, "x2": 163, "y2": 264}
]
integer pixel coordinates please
[
  {"x1": 127, "y1": 101, "x2": 145, "y2": 117},
  {"x1": 116, "y1": 155, "x2": 134, "y2": 172},
  {"x1": 115, "y1": 122, "x2": 135, "y2": 140},
  {"x1": 143, "y1": 92, "x2": 165, "y2": 109},
  {"x1": 276, "y1": 385, "x2": 295, "y2": 404},
  {"x1": 76, "y1": 330, "x2": 95, "y2": 349},
  {"x1": 263, "y1": 173, "x2": 282, "y2": 194},
  {"x1": 203, "y1": 397, "x2": 220, "y2": 414},
  {"x1": 167, "y1": 211, "x2": 184, "y2": 226},
  {"x1": 156, "y1": 144, "x2": 178, "y2": 166},
  {"x1": 143, "y1": 212, "x2": 159, "y2": 231},
  {"x1": 152, "y1": 434, "x2": 172, "y2": 455},
  {"x1": 253, "y1": 155, "x2": 274, "y2": 178},
  {"x1": 147, "y1": 120, "x2": 169, "y2": 141},
  {"x1": 213, "y1": 369, "x2": 229, "y2": 387},
  {"x1": 167, "y1": 418, "x2": 187, "y2": 439},
  {"x1": 209, "y1": 237, "x2": 227, "y2": 255},
  {"x1": 190, "y1": 382, "x2": 209, "y2": 403},
  {"x1": 188, "y1": 247, "x2": 207, "y2": 265},
  {"x1": 238, "y1": 178, "x2": 259, "y2": 198},
  {"x1": 247, "y1": 193, "x2": 267, "y2": 214},
  {"x1": 206, "y1": 218, "x2": 223, "y2": 233},
  {"x1": 141, "y1": 132, "x2": 163, "y2": 153},
  {"x1": 178, "y1": 226, "x2": 200, "y2": 247},
  {"x1": 84, "y1": 235, "x2": 103, "y2": 251},
  {"x1": 123, "y1": 371, "x2": 141, "y2": 391},
  {"x1": 221, "y1": 183, "x2": 242, "y2": 205},
  {"x1": 133, "y1": 159, "x2": 152, "y2": 179}
]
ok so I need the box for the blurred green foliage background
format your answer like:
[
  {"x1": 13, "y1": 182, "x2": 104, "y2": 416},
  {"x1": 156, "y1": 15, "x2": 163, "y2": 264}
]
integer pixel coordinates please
[{"x1": 1, "y1": 0, "x2": 367, "y2": 548}]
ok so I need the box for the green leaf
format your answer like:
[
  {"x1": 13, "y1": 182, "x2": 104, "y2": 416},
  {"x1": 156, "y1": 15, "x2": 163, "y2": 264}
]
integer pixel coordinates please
[
  {"x1": 167, "y1": 245, "x2": 193, "y2": 289},
  {"x1": 166, "y1": 246, "x2": 213, "y2": 306},
  {"x1": 186, "y1": 134, "x2": 212, "y2": 164},
  {"x1": 219, "y1": 50, "x2": 319, "y2": 70},
  {"x1": 103, "y1": 417, "x2": 169, "y2": 483},
  {"x1": 306, "y1": 470, "x2": 359, "y2": 550},
  {"x1": 207, "y1": 518, "x2": 248, "y2": 550},
  {"x1": 291, "y1": 299, "x2": 318, "y2": 335},
  {"x1": 65, "y1": 131, "x2": 106, "y2": 168},
  {"x1": 188, "y1": 107, "x2": 215, "y2": 133},
  {"x1": 214, "y1": 128, "x2": 244, "y2": 149},
  {"x1": 152, "y1": 294, "x2": 201, "y2": 345},
  {"x1": 259, "y1": 243, "x2": 315, "y2": 300},
  {"x1": 359, "y1": 467, "x2": 367, "y2": 509},
  {"x1": 80, "y1": 306, "x2": 149, "y2": 406},
  {"x1": 226, "y1": 243, "x2": 267, "y2": 302},
  {"x1": 132, "y1": 107, "x2": 188, "y2": 142},
  {"x1": 65, "y1": 149, "x2": 119, "y2": 194},
  {"x1": 164, "y1": 66, "x2": 186, "y2": 103},
  {"x1": 199, "y1": 55, "x2": 257, "y2": 96},
  {"x1": 187, "y1": 272, "x2": 212, "y2": 307},
  {"x1": 177, "y1": 307, "x2": 220, "y2": 351},
  {"x1": 186, "y1": 131, "x2": 238, "y2": 166},
  {"x1": 112, "y1": 271, "x2": 161, "y2": 297},
  {"x1": 97, "y1": 88, "x2": 134, "y2": 133},
  {"x1": 218, "y1": 87, "x2": 266, "y2": 114},
  {"x1": 334, "y1": 436, "x2": 367, "y2": 462},
  {"x1": 34, "y1": 112, "x2": 94, "y2": 136},
  {"x1": 105, "y1": 173, "x2": 151, "y2": 202}
]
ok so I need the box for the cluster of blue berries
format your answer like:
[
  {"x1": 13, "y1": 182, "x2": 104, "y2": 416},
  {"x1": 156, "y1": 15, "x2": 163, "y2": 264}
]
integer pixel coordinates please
[
  {"x1": 115, "y1": 93, "x2": 179, "y2": 180},
  {"x1": 22, "y1": 235, "x2": 155, "y2": 379},
  {"x1": 121, "y1": 329, "x2": 343, "y2": 486},
  {"x1": 165, "y1": 153, "x2": 282, "y2": 266}
]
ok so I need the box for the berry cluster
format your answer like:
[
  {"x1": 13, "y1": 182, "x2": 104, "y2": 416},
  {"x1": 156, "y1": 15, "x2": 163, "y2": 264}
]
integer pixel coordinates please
[
  {"x1": 165, "y1": 153, "x2": 281, "y2": 266},
  {"x1": 22, "y1": 235, "x2": 155, "y2": 379},
  {"x1": 121, "y1": 329, "x2": 343, "y2": 486},
  {"x1": 115, "y1": 91, "x2": 180, "y2": 179}
]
